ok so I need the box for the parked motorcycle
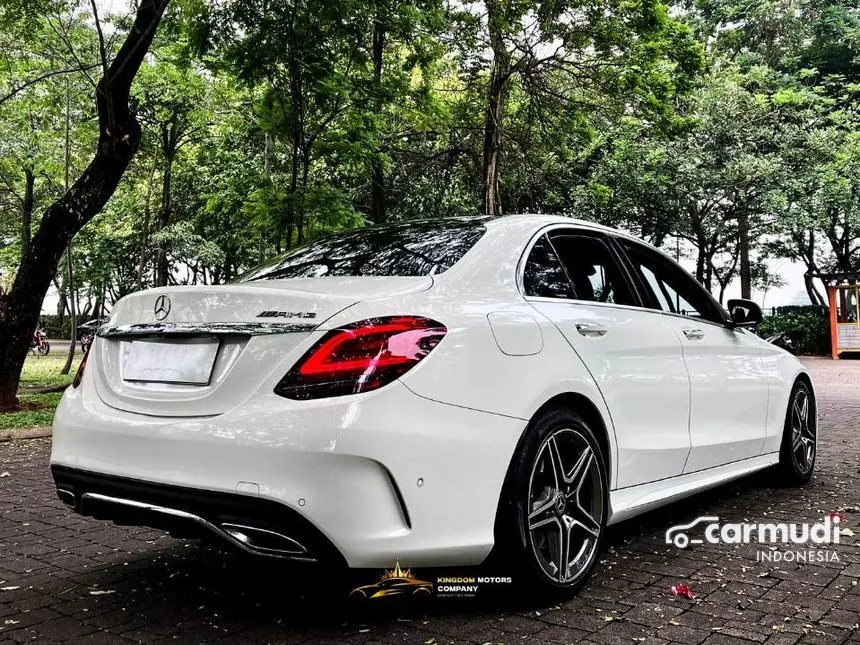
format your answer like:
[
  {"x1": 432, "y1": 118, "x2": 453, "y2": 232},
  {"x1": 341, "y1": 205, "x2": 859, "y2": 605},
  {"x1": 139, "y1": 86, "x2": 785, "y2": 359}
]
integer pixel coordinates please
[
  {"x1": 31, "y1": 328, "x2": 50, "y2": 356},
  {"x1": 77, "y1": 318, "x2": 104, "y2": 354},
  {"x1": 765, "y1": 330, "x2": 794, "y2": 354},
  {"x1": 80, "y1": 330, "x2": 95, "y2": 354}
]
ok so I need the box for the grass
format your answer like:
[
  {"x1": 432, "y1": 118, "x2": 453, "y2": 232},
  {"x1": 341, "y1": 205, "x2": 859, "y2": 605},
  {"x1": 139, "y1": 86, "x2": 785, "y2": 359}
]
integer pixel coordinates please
[
  {"x1": 0, "y1": 391, "x2": 64, "y2": 430},
  {"x1": 18, "y1": 352, "x2": 82, "y2": 389},
  {"x1": 0, "y1": 351, "x2": 83, "y2": 430}
]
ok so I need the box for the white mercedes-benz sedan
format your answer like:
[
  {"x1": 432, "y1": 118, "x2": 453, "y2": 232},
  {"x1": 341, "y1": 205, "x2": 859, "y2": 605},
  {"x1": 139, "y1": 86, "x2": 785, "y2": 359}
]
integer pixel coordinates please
[{"x1": 51, "y1": 215, "x2": 816, "y2": 596}]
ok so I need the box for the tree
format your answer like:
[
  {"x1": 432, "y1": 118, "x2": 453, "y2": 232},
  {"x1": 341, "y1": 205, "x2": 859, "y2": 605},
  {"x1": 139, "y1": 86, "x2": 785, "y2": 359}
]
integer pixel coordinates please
[
  {"x1": 0, "y1": 0, "x2": 170, "y2": 411},
  {"x1": 690, "y1": 0, "x2": 860, "y2": 299},
  {"x1": 135, "y1": 53, "x2": 209, "y2": 286},
  {"x1": 576, "y1": 63, "x2": 786, "y2": 297},
  {"x1": 464, "y1": 0, "x2": 703, "y2": 215}
]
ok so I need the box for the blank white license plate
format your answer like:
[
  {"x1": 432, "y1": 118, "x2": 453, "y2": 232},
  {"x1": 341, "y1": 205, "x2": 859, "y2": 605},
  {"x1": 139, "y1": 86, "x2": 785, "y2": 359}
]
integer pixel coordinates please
[{"x1": 123, "y1": 338, "x2": 220, "y2": 385}]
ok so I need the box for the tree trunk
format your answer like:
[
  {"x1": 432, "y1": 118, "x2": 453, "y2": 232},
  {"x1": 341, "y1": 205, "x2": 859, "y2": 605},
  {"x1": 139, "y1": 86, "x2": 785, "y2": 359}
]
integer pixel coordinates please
[
  {"x1": 136, "y1": 152, "x2": 159, "y2": 291},
  {"x1": 155, "y1": 145, "x2": 175, "y2": 287},
  {"x1": 738, "y1": 210, "x2": 752, "y2": 299},
  {"x1": 481, "y1": 0, "x2": 511, "y2": 217},
  {"x1": 804, "y1": 274, "x2": 824, "y2": 307},
  {"x1": 20, "y1": 168, "x2": 34, "y2": 263},
  {"x1": 800, "y1": 230, "x2": 825, "y2": 306},
  {"x1": 298, "y1": 153, "x2": 309, "y2": 245},
  {"x1": 369, "y1": 5, "x2": 388, "y2": 225},
  {"x1": 0, "y1": 0, "x2": 169, "y2": 411},
  {"x1": 694, "y1": 231, "x2": 706, "y2": 285},
  {"x1": 61, "y1": 243, "x2": 77, "y2": 375},
  {"x1": 56, "y1": 275, "x2": 67, "y2": 326},
  {"x1": 286, "y1": 13, "x2": 303, "y2": 249},
  {"x1": 61, "y1": 77, "x2": 77, "y2": 376}
]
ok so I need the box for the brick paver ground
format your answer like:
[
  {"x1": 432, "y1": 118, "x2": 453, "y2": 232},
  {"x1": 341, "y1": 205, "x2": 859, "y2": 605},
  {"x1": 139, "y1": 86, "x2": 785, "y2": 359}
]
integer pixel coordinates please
[{"x1": 1, "y1": 359, "x2": 859, "y2": 644}]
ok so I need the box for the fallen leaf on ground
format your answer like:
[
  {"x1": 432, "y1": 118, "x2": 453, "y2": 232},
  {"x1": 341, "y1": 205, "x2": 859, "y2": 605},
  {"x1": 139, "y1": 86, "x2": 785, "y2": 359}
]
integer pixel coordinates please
[
  {"x1": 89, "y1": 590, "x2": 115, "y2": 596},
  {"x1": 840, "y1": 528, "x2": 855, "y2": 537},
  {"x1": 0, "y1": 587, "x2": 19, "y2": 591},
  {"x1": 0, "y1": 472, "x2": 9, "y2": 478},
  {"x1": 670, "y1": 584, "x2": 695, "y2": 600}
]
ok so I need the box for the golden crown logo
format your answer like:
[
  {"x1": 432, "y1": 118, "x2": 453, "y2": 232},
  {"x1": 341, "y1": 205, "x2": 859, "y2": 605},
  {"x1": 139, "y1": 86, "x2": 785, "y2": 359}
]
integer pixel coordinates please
[{"x1": 381, "y1": 559, "x2": 413, "y2": 580}]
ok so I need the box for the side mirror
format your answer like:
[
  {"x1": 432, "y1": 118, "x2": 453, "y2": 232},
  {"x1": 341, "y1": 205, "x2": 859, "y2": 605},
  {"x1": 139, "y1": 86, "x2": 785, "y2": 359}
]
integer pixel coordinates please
[{"x1": 727, "y1": 298, "x2": 763, "y2": 328}]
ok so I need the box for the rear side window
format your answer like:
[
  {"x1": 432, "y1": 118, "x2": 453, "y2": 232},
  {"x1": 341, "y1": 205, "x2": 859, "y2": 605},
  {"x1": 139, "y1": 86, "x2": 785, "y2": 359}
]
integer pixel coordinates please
[
  {"x1": 549, "y1": 233, "x2": 637, "y2": 306},
  {"x1": 523, "y1": 235, "x2": 575, "y2": 299},
  {"x1": 241, "y1": 219, "x2": 487, "y2": 281}
]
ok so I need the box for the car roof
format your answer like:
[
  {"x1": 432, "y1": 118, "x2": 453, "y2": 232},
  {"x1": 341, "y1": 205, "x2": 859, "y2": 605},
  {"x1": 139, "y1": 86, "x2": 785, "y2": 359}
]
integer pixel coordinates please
[{"x1": 484, "y1": 213, "x2": 626, "y2": 236}]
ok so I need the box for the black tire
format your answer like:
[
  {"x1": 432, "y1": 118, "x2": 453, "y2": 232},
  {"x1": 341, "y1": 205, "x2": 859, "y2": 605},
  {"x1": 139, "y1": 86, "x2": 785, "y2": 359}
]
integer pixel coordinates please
[
  {"x1": 494, "y1": 407, "x2": 608, "y2": 599},
  {"x1": 39, "y1": 342, "x2": 50, "y2": 356},
  {"x1": 775, "y1": 380, "x2": 817, "y2": 486}
]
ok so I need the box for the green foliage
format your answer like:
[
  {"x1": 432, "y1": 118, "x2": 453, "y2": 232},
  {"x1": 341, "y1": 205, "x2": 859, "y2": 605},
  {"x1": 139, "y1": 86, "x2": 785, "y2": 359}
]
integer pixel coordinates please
[
  {"x1": 39, "y1": 314, "x2": 73, "y2": 339},
  {"x1": 0, "y1": 391, "x2": 63, "y2": 429},
  {"x1": 757, "y1": 310, "x2": 831, "y2": 356},
  {"x1": 1, "y1": 0, "x2": 859, "y2": 323}
]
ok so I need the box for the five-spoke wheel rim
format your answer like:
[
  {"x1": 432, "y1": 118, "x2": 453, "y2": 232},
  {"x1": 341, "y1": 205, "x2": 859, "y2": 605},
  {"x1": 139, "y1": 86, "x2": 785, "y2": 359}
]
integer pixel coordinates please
[
  {"x1": 527, "y1": 428, "x2": 604, "y2": 584},
  {"x1": 791, "y1": 387, "x2": 816, "y2": 475}
]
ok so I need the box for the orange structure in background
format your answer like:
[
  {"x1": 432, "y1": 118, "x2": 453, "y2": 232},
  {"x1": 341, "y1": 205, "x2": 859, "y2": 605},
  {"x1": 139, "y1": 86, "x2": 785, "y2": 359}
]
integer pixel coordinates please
[{"x1": 820, "y1": 273, "x2": 860, "y2": 359}]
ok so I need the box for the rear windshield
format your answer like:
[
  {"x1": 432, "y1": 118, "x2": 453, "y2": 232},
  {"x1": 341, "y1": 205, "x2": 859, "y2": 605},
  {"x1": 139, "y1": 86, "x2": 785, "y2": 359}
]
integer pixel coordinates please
[{"x1": 241, "y1": 219, "x2": 487, "y2": 281}]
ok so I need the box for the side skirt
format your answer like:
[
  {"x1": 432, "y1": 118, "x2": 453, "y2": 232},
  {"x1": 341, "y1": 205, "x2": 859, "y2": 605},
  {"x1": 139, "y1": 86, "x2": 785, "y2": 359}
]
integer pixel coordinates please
[{"x1": 607, "y1": 453, "x2": 779, "y2": 526}]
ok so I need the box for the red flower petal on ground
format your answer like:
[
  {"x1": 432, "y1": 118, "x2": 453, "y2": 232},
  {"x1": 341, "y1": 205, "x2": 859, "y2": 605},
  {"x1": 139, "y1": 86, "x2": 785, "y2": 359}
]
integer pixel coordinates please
[
  {"x1": 670, "y1": 584, "x2": 695, "y2": 600},
  {"x1": 829, "y1": 512, "x2": 846, "y2": 523}
]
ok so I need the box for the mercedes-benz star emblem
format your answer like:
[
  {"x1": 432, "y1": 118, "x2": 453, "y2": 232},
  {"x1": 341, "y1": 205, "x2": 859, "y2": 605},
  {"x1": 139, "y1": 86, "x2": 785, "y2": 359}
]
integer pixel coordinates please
[{"x1": 154, "y1": 295, "x2": 171, "y2": 320}]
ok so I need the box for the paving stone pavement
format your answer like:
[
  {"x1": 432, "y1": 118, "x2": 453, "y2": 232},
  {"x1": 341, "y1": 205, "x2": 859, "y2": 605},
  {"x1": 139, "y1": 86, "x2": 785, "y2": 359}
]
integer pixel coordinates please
[{"x1": 1, "y1": 359, "x2": 859, "y2": 644}]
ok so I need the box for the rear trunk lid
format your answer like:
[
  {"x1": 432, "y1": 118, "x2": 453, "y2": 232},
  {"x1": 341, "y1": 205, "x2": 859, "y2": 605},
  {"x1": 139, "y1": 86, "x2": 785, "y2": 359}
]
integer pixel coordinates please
[{"x1": 92, "y1": 277, "x2": 432, "y2": 417}]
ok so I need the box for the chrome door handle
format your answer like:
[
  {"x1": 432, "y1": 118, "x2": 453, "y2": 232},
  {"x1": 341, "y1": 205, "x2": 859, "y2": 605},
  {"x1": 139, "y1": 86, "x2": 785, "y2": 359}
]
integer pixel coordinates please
[
  {"x1": 683, "y1": 328, "x2": 705, "y2": 340},
  {"x1": 575, "y1": 323, "x2": 608, "y2": 338}
]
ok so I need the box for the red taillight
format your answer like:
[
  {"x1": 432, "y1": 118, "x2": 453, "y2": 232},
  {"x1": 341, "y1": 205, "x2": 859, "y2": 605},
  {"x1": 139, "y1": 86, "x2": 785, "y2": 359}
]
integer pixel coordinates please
[
  {"x1": 275, "y1": 316, "x2": 447, "y2": 400},
  {"x1": 72, "y1": 351, "x2": 88, "y2": 389}
]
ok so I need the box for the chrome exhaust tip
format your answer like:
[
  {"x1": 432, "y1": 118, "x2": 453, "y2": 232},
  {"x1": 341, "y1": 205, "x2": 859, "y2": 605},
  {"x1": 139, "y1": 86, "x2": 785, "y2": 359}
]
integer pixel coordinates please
[
  {"x1": 57, "y1": 489, "x2": 76, "y2": 507},
  {"x1": 220, "y1": 523, "x2": 308, "y2": 556},
  {"x1": 74, "y1": 491, "x2": 316, "y2": 561}
]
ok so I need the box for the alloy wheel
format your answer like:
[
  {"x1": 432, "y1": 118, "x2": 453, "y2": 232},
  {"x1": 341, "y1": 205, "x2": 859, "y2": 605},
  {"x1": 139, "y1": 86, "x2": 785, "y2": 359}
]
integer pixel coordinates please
[
  {"x1": 791, "y1": 386, "x2": 816, "y2": 474},
  {"x1": 527, "y1": 428, "x2": 604, "y2": 584}
]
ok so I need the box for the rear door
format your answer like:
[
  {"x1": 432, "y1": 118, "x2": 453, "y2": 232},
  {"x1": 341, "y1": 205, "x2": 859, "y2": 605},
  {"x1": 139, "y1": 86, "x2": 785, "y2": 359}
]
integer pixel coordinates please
[
  {"x1": 615, "y1": 238, "x2": 769, "y2": 472},
  {"x1": 523, "y1": 227, "x2": 691, "y2": 488}
]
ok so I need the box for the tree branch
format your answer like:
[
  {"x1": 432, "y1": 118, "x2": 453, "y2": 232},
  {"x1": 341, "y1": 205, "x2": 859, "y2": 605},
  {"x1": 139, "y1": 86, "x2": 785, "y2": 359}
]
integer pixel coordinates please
[
  {"x1": 0, "y1": 64, "x2": 99, "y2": 107},
  {"x1": 90, "y1": 0, "x2": 110, "y2": 79}
]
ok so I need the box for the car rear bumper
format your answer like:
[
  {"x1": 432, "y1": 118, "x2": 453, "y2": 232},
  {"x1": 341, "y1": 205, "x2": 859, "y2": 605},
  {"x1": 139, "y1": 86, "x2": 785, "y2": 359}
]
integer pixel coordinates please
[
  {"x1": 51, "y1": 465, "x2": 346, "y2": 564},
  {"x1": 50, "y1": 376, "x2": 526, "y2": 568}
]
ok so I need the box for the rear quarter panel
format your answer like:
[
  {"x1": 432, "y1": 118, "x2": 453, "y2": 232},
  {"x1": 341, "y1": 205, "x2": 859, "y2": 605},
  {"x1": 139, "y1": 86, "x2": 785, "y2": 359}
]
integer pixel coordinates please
[{"x1": 322, "y1": 291, "x2": 620, "y2": 489}]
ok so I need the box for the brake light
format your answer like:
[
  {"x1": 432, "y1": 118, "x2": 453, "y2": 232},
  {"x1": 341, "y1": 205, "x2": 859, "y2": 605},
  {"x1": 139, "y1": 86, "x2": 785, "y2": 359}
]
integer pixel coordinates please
[
  {"x1": 275, "y1": 316, "x2": 447, "y2": 400},
  {"x1": 72, "y1": 351, "x2": 88, "y2": 389}
]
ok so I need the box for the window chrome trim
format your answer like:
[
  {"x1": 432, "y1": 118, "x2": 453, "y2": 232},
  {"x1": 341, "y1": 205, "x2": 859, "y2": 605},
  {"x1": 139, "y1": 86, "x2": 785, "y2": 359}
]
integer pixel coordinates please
[
  {"x1": 97, "y1": 322, "x2": 317, "y2": 338},
  {"x1": 517, "y1": 223, "x2": 735, "y2": 330},
  {"x1": 517, "y1": 223, "x2": 607, "y2": 296},
  {"x1": 522, "y1": 295, "x2": 738, "y2": 330},
  {"x1": 614, "y1": 237, "x2": 733, "y2": 328},
  {"x1": 516, "y1": 223, "x2": 643, "y2": 308}
]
